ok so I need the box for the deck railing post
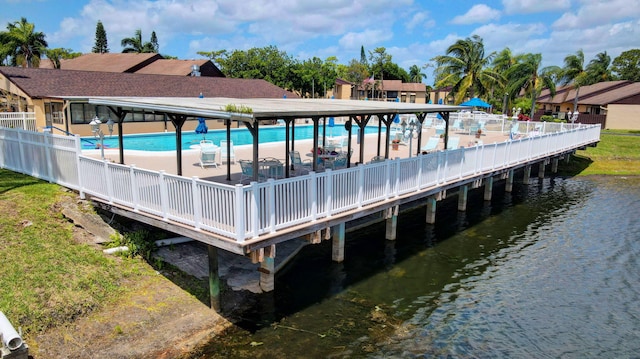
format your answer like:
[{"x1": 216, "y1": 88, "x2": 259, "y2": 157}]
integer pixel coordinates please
[
  {"x1": 393, "y1": 158, "x2": 400, "y2": 197},
  {"x1": 268, "y1": 179, "x2": 276, "y2": 232},
  {"x1": 326, "y1": 170, "x2": 333, "y2": 217},
  {"x1": 44, "y1": 133, "x2": 53, "y2": 182},
  {"x1": 130, "y1": 165, "x2": 139, "y2": 211},
  {"x1": 384, "y1": 160, "x2": 391, "y2": 200},
  {"x1": 192, "y1": 177, "x2": 202, "y2": 230},
  {"x1": 235, "y1": 185, "x2": 246, "y2": 242},
  {"x1": 416, "y1": 155, "x2": 423, "y2": 191},
  {"x1": 310, "y1": 172, "x2": 318, "y2": 220},
  {"x1": 104, "y1": 160, "x2": 114, "y2": 203},
  {"x1": 159, "y1": 170, "x2": 169, "y2": 220},
  {"x1": 250, "y1": 182, "x2": 260, "y2": 237},
  {"x1": 357, "y1": 164, "x2": 365, "y2": 206},
  {"x1": 75, "y1": 136, "x2": 86, "y2": 199},
  {"x1": 18, "y1": 130, "x2": 26, "y2": 176}
]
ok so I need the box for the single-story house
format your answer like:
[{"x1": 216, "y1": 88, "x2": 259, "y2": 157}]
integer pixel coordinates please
[
  {"x1": 0, "y1": 67, "x2": 296, "y2": 136},
  {"x1": 536, "y1": 80, "x2": 640, "y2": 129}
]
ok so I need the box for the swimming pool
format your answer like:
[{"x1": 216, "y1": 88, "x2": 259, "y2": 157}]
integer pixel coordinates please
[{"x1": 82, "y1": 125, "x2": 384, "y2": 151}]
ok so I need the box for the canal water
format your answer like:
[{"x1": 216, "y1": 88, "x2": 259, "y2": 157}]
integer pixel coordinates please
[{"x1": 196, "y1": 175, "x2": 640, "y2": 358}]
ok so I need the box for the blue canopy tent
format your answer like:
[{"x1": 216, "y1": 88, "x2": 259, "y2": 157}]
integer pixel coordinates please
[{"x1": 460, "y1": 97, "x2": 492, "y2": 108}]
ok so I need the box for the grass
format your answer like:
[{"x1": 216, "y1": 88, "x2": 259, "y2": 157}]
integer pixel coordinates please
[
  {"x1": 558, "y1": 130, "x2": 640, "y2": 176},
  {"x1": 0, "y1": 170, "x2": 150, "y2": 337}
]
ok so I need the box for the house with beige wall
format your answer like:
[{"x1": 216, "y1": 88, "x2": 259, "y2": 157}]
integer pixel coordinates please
[{"x1": 0, "y1": 67, "x2": 296, "y2": 136}]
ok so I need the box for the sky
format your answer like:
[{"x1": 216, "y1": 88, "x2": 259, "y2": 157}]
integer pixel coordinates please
[{"x1": 3, "y1": 0, "x2": 640, "y2": 84}]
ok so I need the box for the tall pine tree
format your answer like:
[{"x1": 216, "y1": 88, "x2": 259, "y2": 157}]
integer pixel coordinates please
[
  {"x1": 92, "y1": 21, "x2": 109, "y2": 53},
  {"x1": 150, "y1": 31, "x2": 159, "y2": 53}
]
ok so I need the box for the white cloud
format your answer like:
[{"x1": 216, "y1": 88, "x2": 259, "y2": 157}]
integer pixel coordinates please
[
  {"x1": 338, "y1": 29, "x2": 393, "y2": 50},
  {"x1": 552, "y1": 0, "x2": 640, "y2": 30},
  {"x1": 502, "y1": 0, "x2": 571, "y2": 14},
  {"x1": 451, "y1": 4, "x2": 501, "y2": 25},
  {"x1": 406, "y1": 11, "x2": 435, "y2": 32}
]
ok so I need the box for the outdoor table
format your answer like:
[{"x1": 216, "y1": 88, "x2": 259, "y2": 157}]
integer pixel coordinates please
[{"x1": 259, "y1": 158, "x2": 284, "y2": 179}]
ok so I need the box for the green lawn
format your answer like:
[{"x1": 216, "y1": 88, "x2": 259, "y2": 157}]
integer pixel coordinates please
[
  {"x1": 0, "y1": 170, "x2": 150, "y2": 337},
  {"x1": 560, "y1": 130, "x2": 640, "y2": 176}
]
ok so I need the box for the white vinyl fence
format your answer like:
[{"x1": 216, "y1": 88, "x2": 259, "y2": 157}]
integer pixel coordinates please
[
  {"x1": 0, "y1": 123, "x2": 601, "y2": 242},
  {"x1": 0, "y1": 112, "x2": 37, "y2": 132}
]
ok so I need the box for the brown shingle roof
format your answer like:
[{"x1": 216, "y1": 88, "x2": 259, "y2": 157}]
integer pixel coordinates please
[
  {"x1": 0, "y1": 67, "x2": 296, "y2": 99},
  {"x1": 52, "y1": 53, "x2": 163, "y2": 73},
  {"x1": 133, "y1": 59, "x2": 225, "y2": 77},
  {"x1": 578, "y1": 82, "x2": 640, "y2": 105}
]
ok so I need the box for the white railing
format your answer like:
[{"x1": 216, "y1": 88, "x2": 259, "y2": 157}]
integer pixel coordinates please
[
  {"x1": 0, "y1": 112, "x2": 37, "y2": 132},
  {"x1": 0, "y1": 123, "x2": 601, "y2": 243}
]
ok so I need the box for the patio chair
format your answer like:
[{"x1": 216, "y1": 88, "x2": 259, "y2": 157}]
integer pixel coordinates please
[
  {"x1": 199, "y1": 140, "x2": 218, "y2": 168},
  {"x1": 289, "y1": 150, "x2": 312, "y2": 175},
  {"x1": 330, "y1": 152, "x2": 349, "y2": 170},
  {"x1": 420, "y1": 136, "x2": 440, "y2": 153},
  {"x1": 369, "y1": 155, "x2": 386, "y2": 164},
  {"x1": 446, "y1": 136, "x2": 460, "y2": 150},
  {"x1": 220, "y1": 140, "x2": 235, "y2": 164},
  {"x1": 239, "y1": 160, "x2": 265, "y2": 184}
]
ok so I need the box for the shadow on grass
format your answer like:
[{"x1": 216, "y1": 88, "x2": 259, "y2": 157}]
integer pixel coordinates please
[
  {"x1": 556, "y1": 154, "x2": 594, "y2": 177},
  {"x1": 0, "y1": 169, "x2": 44, "y2": 194}
]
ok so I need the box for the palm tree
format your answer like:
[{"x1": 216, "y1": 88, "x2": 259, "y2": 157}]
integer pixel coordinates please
[
  {"x1": 408, "y1": 64, "x2": 426, "y2": 83},
  {"x1": 586, "y1": 51, "x2": 612, "y2": 83},
  {"x1": 1, "y1": 17, "x2": 48, "y2": 67},
  {"x1": 432, "y1": 35, "x2": 502, "y2": 104},
  {"x1": 561, "y1": 50, "x2": 588, "y2": 113},
  {"x1": 505, "y1": 53, "x2": 559, "y2": 119},
  {"x1": 120, "y1": 29, "x2": 156, "y2": 53}
]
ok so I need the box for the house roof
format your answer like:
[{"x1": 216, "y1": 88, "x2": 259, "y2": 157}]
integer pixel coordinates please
[
  {"x1": 537, "y1": 81, "x2": 640, "y2": 106},
  {"x1": 0, "y1": 67, "x2": 295, "y2": 99},
  {"x1": 43, "y1": 53, "x2": 163, "y2": 73},
  {"x1": 133, "y1": 59, "x2": 224, "y2": 77}
]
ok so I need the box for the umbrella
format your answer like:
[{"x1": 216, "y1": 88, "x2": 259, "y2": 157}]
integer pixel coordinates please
[
  {"x1": 195, "y1": 117, "x2": 208, "y2": 139},
  {"x1": 328, "y1": 117, "x2": 335, "y2": 137},
  {"x1": 460, "y1": 97, "x2": 492, "y2": 108}
]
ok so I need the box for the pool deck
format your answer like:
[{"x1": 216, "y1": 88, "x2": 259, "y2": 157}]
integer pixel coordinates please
[{"x1": 87, "y1": 127, "x2": 509, "y2": 184}]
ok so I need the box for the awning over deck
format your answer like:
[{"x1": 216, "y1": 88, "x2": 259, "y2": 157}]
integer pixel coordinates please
[{"x1": 88, "y1": 96, "x2": 465, "y2": 122}]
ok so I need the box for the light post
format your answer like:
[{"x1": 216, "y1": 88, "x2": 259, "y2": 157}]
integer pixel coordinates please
[
  {"x1": 90, "y1": 116, "x2": 114, "y2": 160},
  {"x1": 404, "y1": 118, "x2": 420, "y2": 158}
]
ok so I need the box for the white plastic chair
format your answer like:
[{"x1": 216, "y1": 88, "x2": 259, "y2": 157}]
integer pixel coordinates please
[
  {"x1": 199, "y1": 140, "x2": 218, "y2": 168},
  {"x1": 220, "y1": 140, "x2": 235, "y2": 164}
]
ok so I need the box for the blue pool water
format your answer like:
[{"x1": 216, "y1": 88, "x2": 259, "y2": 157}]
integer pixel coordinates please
[{"x1": 82, "y1": 125, "x2": 383, "y2": 151}]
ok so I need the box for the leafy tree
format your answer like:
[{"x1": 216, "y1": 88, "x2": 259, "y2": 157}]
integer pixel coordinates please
[
  {"x1": 432, "y1": 35, "x2": 501, "y2": 103},
  {"x1": 409, "y1": 64, "x2": 426, "y2": 83},
  {"x1": 586, "y1": 51, "x2": 612, "y2": 83},
  {"x1": 505, "y1": 53, "x2": 559, "y2": 118},
  {"x1": 344, "y1": 59, "x2": 368, "y2": 99},
  {"x1": 561, "y1": 50, "x2": 589, "y2": 113},
  {"x1": 216, "y1": 45, "x2": 296, "y2": 90},
  {"x1": 1, "y1": 17, "x2": 48, "y2": 67},
  {"x1": 92, "y1": 20, "x2": 109, "y2": 53},
  {"x1": 611, "y1": 49, "x2": 640, "y2": 81},
  {"x1": 368, "y1": 47, "x2": 410, "y2": 83},
  {"x1": 120, "y1": 29, "x2": 156, "y2": 53},
  {"x1": 45, "y1": 48, "x2": 81, "y2": 68},
  {"x1": 197, "y1": 49, "x2": 227, "y2": 67}
]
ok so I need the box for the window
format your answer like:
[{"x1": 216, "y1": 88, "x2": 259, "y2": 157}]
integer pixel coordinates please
[{"x1": 70, "y1": 103, "x2": 165, "y2": 123}]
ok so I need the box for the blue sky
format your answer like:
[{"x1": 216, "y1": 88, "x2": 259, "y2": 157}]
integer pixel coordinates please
[{"x1": 3, "y1": 0, "x2": 640, "y2": 84}]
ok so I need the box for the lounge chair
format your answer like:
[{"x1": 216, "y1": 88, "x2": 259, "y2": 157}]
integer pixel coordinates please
[
  {"x1": 446, "y1": 136, "x2": 460, "y2": 149},
  {"x1": 289, "y1": 150, "x2": 312, "y2": 175},
  {"x1": 220, "y1": 140, "x2": 235, "y2": 164},
  {"x1": 199, "y1": 140, "x2": 218, "y2": 168},
  {"x1": 420, "y1": 136, "x2": 440, "y2": 153},
  {"x1": 239, "y1": 160, "x2": 265, "y2": 184}
]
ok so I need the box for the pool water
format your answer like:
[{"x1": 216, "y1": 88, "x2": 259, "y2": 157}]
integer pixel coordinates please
[{"x1": 82, "y1": 125, "x2": 384, "y2": 151}]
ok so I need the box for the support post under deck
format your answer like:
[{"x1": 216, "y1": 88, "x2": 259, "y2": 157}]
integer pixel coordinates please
[
  {"x1": 260, "y1": 255, "x2": 275, "y2": 292},
  {"x1": 552, "y1": 158, "x2": 559, "y2": 173},
  {"x1": 458, "y1": 185, "x2": 468, "y2": 211},
  {"x1": 523, "y1": 165, "x2": 531, "y2": 183},
  {"x1": 426, "y1": 196, "x2": 437, "y2": 224},
  {"x1": 207, "y1": 245, "x2": 220, "y2": 311},
  {"x1": 385, "y1": 206, "x2": 398, "y2": 240},
  {"x1": 538, "y1": 161, "x2": 546, "y2": 178},
  {"x1": 505, "y1": 170, "x2": 514, "y2": 192},
  {"x1": 332, "y1": 222, "x2": 345, "y2": 262},
  {"x1": 484, "y1": 176, "x2": 494, "y2": 201}
]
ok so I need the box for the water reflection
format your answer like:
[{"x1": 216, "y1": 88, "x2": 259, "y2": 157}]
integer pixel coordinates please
[{"x1": 199, "y1": 176, "x2": 640, "y2": 358}]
